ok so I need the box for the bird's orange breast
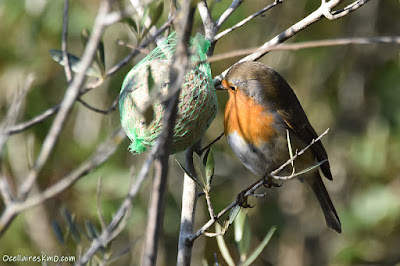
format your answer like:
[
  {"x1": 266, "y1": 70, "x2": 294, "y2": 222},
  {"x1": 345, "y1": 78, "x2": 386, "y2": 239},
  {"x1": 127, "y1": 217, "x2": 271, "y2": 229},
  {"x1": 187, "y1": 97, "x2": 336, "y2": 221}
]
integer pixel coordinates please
[{"x1": 224, "y1": 90, "x2": 276, "y2": 146}]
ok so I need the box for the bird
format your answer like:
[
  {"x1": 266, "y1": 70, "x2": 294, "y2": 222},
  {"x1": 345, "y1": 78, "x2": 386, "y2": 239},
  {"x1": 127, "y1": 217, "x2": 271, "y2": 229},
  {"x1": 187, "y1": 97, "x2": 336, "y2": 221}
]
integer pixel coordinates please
[{"x1": 220, "y1": 61, "x2": 341, "y2": 233}]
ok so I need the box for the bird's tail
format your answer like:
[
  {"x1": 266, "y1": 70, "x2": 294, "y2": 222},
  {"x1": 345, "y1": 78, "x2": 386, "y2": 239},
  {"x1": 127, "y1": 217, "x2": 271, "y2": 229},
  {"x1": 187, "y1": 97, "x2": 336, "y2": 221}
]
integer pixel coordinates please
[{"x1": 308, "y1": 174, "x2": 342, "y2": 233}]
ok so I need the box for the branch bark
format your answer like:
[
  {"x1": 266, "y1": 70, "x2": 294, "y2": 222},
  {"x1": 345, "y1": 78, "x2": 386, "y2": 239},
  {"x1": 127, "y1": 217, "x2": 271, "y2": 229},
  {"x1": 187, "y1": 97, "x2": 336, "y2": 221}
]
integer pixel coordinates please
[
  {"x1": 212, "y1": 0, "x2": 371, "y2": 85},
  {"x1": 17, "y1": 1, "x2": 111, "y2": 200},
  {"x1": 142, "y1": 1, "x2": 196, "y2": 265},
  {"x1": 208, "y1": 36, "x2": 400, "y2": 63},
  {"x1": 177, "y1": 145, "x2": 199, "y2": 266}
]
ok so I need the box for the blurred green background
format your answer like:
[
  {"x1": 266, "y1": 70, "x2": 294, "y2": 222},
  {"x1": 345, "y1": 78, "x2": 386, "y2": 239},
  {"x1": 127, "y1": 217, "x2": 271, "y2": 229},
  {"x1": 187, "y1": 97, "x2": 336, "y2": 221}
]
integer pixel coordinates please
[{"x1": 0, "y1": 0, "x2": 399, "y2": 265}]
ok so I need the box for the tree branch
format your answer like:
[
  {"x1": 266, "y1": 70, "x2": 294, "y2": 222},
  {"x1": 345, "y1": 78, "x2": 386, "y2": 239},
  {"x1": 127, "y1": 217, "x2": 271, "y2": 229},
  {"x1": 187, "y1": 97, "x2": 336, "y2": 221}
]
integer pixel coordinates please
[
  {"x1": 0, "y1": 74, "x2": 34, "y2": 206},
  {"x1": 143, "y1": 2, "x2": 196, "y2": 265},
  {"x1": 208, "y1": 36, "x2": 400, "y2": 63},
  {"x1": 77, "y1": 96, "x2": 119, "y2": 115},
  {"x1": 17, "y1": 1, "x2": 111, "y2": 200},
  {"x1": 215, "y1": 0, "x2": 244, "y2": 29},
  {"x1": 78, "y1": 134, "x2": 159, "y2": 264},
  {"x1": 62, "y1": 0, "x2": 72, "y2": 82},
  {"x1": 129, "y1": 0, "x2": 165, "y2": 46},
  {"x1": 177, "y1": 145, "x2": 199, "y2": 266},
  {"x1": 6, "y1": 17, "x2": 173, "y2": 136},
  {"x1": 213, "y1": 0, "x2": 371, "y2": 85},
  {"x1": 0, "y1": 128, "x2": 126, "y2": 237},
  {"x1": 322, "y1": 0, "x2": 370, "y2": 20},
  {"x1": 213, "y1": 0, "x2": 283, "y2": 42},
  {"x1": 188, "y1": 129, "x2": 330, "y2": 242},
  {"x1": 197, "y1": 0, "x2": 216, "y2": 41}
]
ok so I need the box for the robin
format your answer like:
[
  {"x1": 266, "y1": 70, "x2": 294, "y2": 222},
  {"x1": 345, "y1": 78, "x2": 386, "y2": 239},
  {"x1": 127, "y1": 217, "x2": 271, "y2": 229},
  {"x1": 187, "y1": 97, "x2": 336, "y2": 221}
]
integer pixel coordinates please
[{"x1": 220, "y1": 61, "x2": 341, "y2": 233}]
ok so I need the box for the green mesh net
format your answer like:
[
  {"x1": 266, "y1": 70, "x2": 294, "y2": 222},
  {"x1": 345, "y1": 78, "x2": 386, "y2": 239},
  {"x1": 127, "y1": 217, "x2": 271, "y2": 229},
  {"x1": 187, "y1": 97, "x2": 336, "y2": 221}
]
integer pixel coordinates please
[{"x1": 119, "y1": 32, "x2": 218, "y2": 154}]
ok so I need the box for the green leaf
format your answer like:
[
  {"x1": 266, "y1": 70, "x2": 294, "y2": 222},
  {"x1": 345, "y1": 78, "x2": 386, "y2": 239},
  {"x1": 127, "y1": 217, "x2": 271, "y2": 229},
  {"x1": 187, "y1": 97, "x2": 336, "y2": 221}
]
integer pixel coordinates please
[
  {"x1": 193, "y1": 152, "x2": 206, "y2": 187},
  {"x1": 149, "y1": 0, "x2": 164, "y2": 28},
  {"x1": 81, "y1": 28, "x2": 90, "y2": 47},
  {"x1": 108, "y1": 240, "x2": 139, "y2": 263},
  {"x1": 294, "y1": 159, "x2": 327, "y2": 177},
  {"x1": 234, "y1": 210, "x2": 251, "y2": 262},
  {"x1": 138, "y1": 0, "x2": 163, "y2": 40},
  {"x1": 242, "y1": 226, "x2": 277, "y2": 266},
  {"x1": 216, "y1": 223, "x2": 235, "y2": 266},
  {"x1": 140, "y1": 7, "x2": 150, "y2": 28},
  {"x1": 84, "y1": 220, "x2": 99, "y2": 241},
  {"x1": 97, "y1": 39, "x2": 105, "y2": 75},
  {"x1": 62, "y1": 208, "x2": 81, "y2": 243},
  {"x1": 123, "y1": 17, "x2": 138, "y2": 35},
  {"x1": 49, "y1": 49, "x2": 102, "y2": 78},
  {"x1": 205, "y1": 148, "x2": 215, "y2": 188},
  {"x1": 62, "y1": 208, "x2": 74, "y2": 228},
  {"x1": 229, "y1": 205, "x2": 241, "y2": 225},
  {"x1": 51, "y1": 221, "x2": 65, "y2": 244},
  {"x1": 175, "y1": 159, "x2": 202, "y2": 188}
]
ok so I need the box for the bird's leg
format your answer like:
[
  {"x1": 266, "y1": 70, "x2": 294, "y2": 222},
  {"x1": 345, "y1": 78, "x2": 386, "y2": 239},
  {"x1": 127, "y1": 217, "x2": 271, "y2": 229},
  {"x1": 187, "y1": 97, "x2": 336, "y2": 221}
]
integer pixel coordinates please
[
  {"x1": 236, "y1": 179, "x2": 261, "y2": 208},
  {"x1": 236, "y1": 191, "x2": 253, "y2": 208},
  {"x1": 263, "y1": 173, "x2": 282, "y2": 188}
]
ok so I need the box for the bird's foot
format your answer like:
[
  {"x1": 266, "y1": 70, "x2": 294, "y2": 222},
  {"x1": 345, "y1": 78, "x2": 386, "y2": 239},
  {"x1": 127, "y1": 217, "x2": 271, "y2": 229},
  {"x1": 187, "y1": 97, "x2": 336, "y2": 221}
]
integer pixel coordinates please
[
  {"x1": 263, "y1": 174, "x2": 282, "y2": 188},
  {"x1": 236, "y1": 191, "x2": 254, "y2": 208}
]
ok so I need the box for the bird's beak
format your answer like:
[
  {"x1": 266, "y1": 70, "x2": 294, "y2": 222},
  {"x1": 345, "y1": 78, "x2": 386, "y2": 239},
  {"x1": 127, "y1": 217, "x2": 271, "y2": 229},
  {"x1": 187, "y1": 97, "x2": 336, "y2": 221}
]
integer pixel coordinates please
[{"x1": 216, "y1": 79, "x2": 230, "y2": 91}]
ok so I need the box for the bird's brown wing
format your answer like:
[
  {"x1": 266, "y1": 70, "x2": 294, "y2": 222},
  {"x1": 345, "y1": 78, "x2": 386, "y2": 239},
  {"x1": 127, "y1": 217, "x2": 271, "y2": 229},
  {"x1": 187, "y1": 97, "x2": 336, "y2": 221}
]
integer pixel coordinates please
[{"x1": 277, "y1": 108, "x2": 333, "y2": 180}]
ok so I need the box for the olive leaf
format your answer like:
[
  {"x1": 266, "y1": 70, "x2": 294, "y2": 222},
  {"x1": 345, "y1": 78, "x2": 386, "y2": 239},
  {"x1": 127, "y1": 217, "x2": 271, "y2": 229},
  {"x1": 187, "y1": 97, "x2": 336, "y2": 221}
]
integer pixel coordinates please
[
  {"x1": 228, "y1": 205, "x2": 241, "y2": 225},
  {"x1": 242, "y1": 226, "x2": 277, "y2": 266},
  {"x1": 49, "y1": 49, "x2": 102, "y2": 78},
  {"x1": 51, "y1": 221, "x2": 65, "y2": 244},
  {"x1": 204, "y1": 148, "x2": 215, "y2": 189},
  {"x1": 234, "y1": 210, "x2": 251, "y2": 262}
]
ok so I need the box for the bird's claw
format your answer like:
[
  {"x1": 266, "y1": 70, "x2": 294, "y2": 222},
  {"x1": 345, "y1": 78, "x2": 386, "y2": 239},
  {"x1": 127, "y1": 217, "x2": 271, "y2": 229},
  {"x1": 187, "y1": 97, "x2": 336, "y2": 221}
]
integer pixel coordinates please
[
  {"x1": 263, "y1": 174, "x2": 282, "y2": 188},
  {"x1": 236, "y1": 191, "x2": 254, "y2": 208}
]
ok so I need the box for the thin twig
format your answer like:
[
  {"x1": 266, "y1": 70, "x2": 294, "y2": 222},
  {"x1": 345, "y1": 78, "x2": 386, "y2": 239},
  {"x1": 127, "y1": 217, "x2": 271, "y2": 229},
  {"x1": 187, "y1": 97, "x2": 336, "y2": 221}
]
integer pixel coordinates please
[
  {"x1": 204, "y1": 232, "x2": 223, "y2": 238},
  {"x1": 102, "y1": 5, "x2": 135, "y2": 26},
  {"x1": 7, "y1": 105, "x2": 60, "y2": 135},
  {"x1": 18, "y1": 0, "x2": 111, "y2": 200},
  {"x1": 129, "y1": 0, "x2": 165, "y2": 46},
  {"x1": 323, "y1": 0, "x2": 370, "y2": 20},
  {"x1": 213, "y1": 0, "x2": 283, "y2": 41},
  {"x1": 0, "y1": 75, "x2": 34, "y2": 205},
  {"x1": 143, "y1": 3, "x2": 195, "y2": 265},
  {"x1": 7, "y1": 18, "x2": 173, "y2": 136},
  {"x1": 199, "y1": 132, "x2": 224, "y2": 155},
  {"x1": 0, "y1": 178, "x2": 13, "y2": 206},
  {"x1": 116, "y1": 39, "x2": 150, "y2": 54},
  {"x1": 208, "y1": 36, "x2": 400, "y2": 62},
  {"x1": 77, "y1": 132, "x2": 157, "y2": 264},
  {"x1": 62, "y1": 0, "x2": 72, "y2": 82},
  {"x1": 105, "y1": 17, "x2": 173, "y2": 77},
  {"x1": 215, "y1": 0, "x2": 244, "y2": 29},
  {"x1": 96, "y1": 177, "x2": 107, "y2": 231},
  {"x1": 188, "y1": 129, "x2": 330, "y2": 242},
  {"x1": 212, "y1": 0, "x2": 371, "y2": 85},
  {"x1": 77, "y1": 96, "x2": 119, "y2": 115},
  {"x1": 204, "y1": 189, "x2": 216, "y2": 220},
  {"x1": 0, "y1": 74, "x2": 34, "y2": 154},
  {"x1": 241, "y1": 0, "x2": 368, "y2": 62},
  {"x1": 270, "y1": 128, "x2": 329, "y2": 179},
  {"x1": 0, "y1": 127, "x2": 126, "y2": 237}
]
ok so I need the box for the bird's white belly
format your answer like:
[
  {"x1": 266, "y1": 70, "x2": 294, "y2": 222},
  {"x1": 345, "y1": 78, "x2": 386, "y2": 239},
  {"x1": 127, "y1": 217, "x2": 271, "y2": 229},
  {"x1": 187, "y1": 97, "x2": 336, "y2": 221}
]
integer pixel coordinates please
[{"x1": 226, "y1": 131, "x2": 286, "y2": 176}]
